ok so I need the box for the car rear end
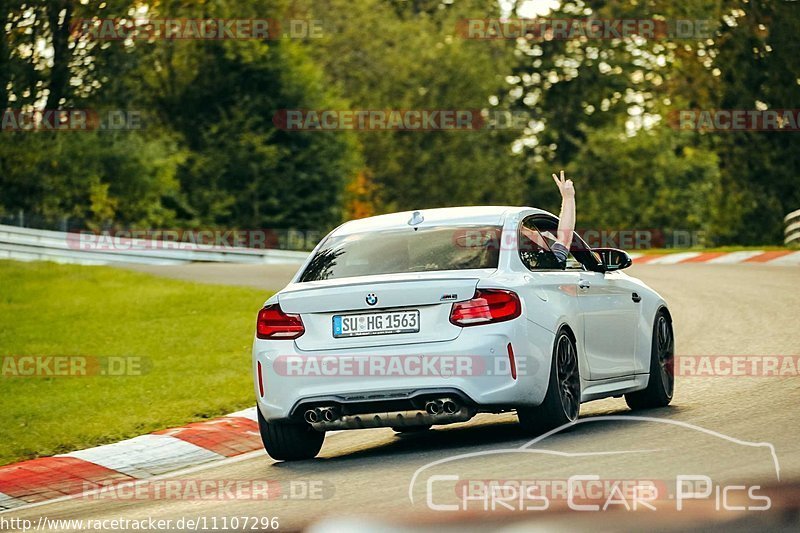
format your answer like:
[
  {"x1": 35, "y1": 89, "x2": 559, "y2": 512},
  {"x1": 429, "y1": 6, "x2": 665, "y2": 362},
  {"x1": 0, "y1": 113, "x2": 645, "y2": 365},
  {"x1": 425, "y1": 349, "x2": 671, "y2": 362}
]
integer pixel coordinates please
[{"x1": 252, "y1": 209, "x2": 553, "y2": 431}]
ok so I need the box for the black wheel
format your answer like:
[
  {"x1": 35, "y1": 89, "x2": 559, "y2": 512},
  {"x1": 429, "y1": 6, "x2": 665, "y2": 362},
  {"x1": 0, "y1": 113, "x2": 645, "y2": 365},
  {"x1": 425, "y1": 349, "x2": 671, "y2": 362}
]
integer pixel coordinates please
[
  {"x1": 257, "y1": 407, "x2": 324, "y2": 461},
  {"x1": 518, "y1": 329, "x2": 581, "y2": 435},
  {"x1": 625, "y1": 311, "x2": 674, "y2": 409},
  {"x1": 392, "y1": 425, "x2": 432, "y2": 433}
]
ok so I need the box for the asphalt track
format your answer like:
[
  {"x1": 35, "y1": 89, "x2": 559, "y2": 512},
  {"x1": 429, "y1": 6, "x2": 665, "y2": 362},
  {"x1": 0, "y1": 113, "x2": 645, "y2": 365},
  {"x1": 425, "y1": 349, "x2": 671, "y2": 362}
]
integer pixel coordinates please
[{"x1": 4, "y1": 263, "x2": 800, "y2": 531}]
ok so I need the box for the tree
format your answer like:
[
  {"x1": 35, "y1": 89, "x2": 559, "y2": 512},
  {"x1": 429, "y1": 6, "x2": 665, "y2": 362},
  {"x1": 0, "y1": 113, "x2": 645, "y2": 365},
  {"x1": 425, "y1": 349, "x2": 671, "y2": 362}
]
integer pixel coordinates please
[
  {"x1": 1, "y1": 0, "x2": 362, "y2": 232},
  {"x1": 301, "y1": 0, "x2": 526, "y2": 213},
  {"x1": 569, "y1": 125, "x2": 720, "y2": 240},
  {"x1": 508, "y1": 0, "x2": 799, "y2": 244},
  {"x1": 702, "y1": 0, "x2": 800, "y2": 243}
]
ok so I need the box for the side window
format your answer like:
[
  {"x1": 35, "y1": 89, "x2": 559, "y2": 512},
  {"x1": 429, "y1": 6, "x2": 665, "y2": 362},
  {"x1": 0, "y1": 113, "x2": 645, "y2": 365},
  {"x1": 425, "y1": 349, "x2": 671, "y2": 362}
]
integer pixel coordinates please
[
  {"x1": 518, "y1": 216, "x2": 560, "y2": 271},
  {"x1": 518, "y1": 216, "x2": 585, "y2": 271}
]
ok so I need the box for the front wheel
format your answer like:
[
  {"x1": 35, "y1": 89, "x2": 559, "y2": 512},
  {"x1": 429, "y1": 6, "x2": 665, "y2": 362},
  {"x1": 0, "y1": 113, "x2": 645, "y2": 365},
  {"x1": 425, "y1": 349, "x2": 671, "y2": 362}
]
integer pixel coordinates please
[
  {"x1": 625, "y1": 310, "x2": 674, "y2": 409},
  {"x1": 518, "y1": 329, "x2": 581, "y2": 435},
  {"x1": 257, "y1": 407, "x2": 324, "y2": 461}
]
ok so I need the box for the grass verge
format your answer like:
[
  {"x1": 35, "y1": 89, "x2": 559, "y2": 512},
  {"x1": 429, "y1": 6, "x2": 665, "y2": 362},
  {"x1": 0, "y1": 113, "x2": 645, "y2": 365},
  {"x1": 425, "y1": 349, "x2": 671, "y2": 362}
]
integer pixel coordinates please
[{"x1": 0, "y1": 260, "x2": 269, "y2": 466}]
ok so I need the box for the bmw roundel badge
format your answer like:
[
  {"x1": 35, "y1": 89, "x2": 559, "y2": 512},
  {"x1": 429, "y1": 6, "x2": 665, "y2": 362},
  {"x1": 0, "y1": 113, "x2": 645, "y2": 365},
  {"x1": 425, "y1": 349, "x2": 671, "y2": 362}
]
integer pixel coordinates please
[{"x1": 366, "y1": 293, "x2": 378, "y2": 306}]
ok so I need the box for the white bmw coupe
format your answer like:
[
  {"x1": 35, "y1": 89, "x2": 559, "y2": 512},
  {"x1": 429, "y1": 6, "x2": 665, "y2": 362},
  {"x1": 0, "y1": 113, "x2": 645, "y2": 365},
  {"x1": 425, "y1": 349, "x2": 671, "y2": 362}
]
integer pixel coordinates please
[{"x1": 252, "y1": 206, "x2": 674, "y2": 460}]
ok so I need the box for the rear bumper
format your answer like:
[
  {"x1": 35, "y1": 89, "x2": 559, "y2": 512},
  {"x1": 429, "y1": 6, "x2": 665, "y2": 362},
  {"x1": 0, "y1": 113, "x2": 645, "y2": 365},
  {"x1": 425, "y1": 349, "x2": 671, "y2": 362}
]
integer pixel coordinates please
[{"x1": 253, "y1": 318, "x2": 555, "y2": 422}]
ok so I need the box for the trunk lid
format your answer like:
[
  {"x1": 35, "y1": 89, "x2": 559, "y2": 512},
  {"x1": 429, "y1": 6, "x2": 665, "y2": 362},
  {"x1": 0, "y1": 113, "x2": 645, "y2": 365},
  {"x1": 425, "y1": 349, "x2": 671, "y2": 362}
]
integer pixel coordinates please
[{"x1": 279, "y1": 270, "x2": 489, "y2": 350}]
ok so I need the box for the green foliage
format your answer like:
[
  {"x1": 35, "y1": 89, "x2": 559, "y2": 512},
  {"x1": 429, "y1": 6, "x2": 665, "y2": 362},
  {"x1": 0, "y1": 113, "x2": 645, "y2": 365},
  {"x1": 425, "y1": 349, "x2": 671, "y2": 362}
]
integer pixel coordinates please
[
  {"x1": 0, "y1": 130, "x2": 183, "y2": 227},
  {"x1": 155, "y1": 38, "x2": 361, "y2": 229},
  {"x1": 569, "y1": 125, "x2": 720, "y2": 235},
  {"x1": 510, "y1": 0, "x2": 799, "y2": 244},
  {"x1": 702, "y1": 0, "x2": 800, "y2": 244},
  {"x1": 1, "y1": 0, "x2": 361, "y2": 232},
  {"x1": 1, "y1": 0, "x2": 798, "y2": 243},
  {"x1": 304, "y1": 0, "x2": 525, "y2": 212}
]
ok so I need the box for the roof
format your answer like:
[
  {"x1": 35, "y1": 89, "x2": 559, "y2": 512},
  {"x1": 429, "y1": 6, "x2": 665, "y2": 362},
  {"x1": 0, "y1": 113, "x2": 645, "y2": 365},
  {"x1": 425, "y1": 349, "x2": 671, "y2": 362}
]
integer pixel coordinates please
[{"x1": 333, "y1": 206, "x2": 550, "y2": 236}]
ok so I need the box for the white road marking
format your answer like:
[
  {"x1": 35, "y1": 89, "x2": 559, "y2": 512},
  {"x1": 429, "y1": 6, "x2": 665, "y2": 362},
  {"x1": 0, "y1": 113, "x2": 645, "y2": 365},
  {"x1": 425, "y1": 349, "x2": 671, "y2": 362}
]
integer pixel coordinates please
[
  {"x1": 0, "y1": 429, "x2": 354, "y2": 514},
  {"x1": 62, "y1": 434, "x2": 224, "y2": 478},
  {"x1": 645, "y1": 252, "x2": 702, "y2": 264},
  {"x1": 768, "y1": 251, "x2": 800, "y2": 266},
  {"x1": 0, "y1": 492, "x2": 28, "y2": 511},
  {"x1": 707, "y1": 250, "x2": 764, "y2": 263},
  {"x1": 226, "y1": 407, "x2": 258, "y2": 421}
]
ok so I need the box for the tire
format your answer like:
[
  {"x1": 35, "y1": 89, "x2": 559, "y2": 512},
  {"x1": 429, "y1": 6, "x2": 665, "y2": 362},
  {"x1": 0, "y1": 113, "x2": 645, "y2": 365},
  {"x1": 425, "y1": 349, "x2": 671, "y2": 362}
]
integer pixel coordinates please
[
  {"x1": 625, "y1": 310, "x2": 674, "y2": 409},
  {"x1": 392, "y1": 425, "x2": 432, "y2": 433},
  {"x1": 256, "y1": 407, "x2": 324, "y2": 461},
  {"x1": 518, "y1": 329, "x2": 581, "y2": 435}
]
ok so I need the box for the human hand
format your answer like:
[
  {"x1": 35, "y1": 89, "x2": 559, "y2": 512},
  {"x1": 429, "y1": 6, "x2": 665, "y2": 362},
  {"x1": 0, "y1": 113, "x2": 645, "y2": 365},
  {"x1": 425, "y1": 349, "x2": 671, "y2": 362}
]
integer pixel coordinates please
[{"x1": 552, "y1": 170, "x2": 575, "y2": 199}]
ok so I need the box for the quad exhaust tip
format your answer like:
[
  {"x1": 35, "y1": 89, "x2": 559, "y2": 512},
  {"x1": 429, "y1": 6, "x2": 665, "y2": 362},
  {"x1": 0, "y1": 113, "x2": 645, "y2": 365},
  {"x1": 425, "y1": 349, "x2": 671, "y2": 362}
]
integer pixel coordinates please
[
  {"x1": 305, "y1": 407, "x2": 338, "y2": 424},
  {"x1": 307, "y1": 399, "x2": 461, "y2": 426},
  {"x1": 425, "y1": 400, "x2": 442, "y2": 415},
  {"x1": 425, "y1": 398, "x2": 459, "y2": 415},
  {"x1": 442, "y1": 399, "x2": 458, "y2": 414}
]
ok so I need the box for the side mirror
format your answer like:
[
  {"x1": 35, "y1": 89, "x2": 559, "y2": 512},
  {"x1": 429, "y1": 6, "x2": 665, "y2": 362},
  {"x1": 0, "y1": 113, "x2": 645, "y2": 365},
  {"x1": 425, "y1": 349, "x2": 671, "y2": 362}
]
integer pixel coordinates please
[{"x1": 594, "y1": 248, "x2": 633, "y2": 271}]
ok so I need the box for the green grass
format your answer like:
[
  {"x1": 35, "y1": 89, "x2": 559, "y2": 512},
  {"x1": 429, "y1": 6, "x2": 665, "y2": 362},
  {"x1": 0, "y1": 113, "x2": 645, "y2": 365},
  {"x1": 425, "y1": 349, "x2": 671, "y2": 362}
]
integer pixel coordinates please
[{"x1": 0, "y1": 260, "x2": 270, "y2": 466}]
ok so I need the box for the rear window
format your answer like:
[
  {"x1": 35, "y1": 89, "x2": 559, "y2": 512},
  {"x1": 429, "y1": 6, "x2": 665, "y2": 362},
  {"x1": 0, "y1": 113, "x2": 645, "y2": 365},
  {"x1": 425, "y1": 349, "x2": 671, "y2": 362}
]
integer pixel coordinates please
[{"x1": 298, "y1": 225, "x2": 501, "y2": 282}]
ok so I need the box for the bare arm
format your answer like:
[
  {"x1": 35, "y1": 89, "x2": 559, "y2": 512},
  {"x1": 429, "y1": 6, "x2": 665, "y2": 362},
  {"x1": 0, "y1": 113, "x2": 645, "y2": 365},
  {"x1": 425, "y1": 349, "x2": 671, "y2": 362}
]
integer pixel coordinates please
[
  {"x1": 552, "y1": 170, "x2": 575, "y2": 250},
  {"x1": 520, "y1": 225, "x2": 547, "y2": 248}
]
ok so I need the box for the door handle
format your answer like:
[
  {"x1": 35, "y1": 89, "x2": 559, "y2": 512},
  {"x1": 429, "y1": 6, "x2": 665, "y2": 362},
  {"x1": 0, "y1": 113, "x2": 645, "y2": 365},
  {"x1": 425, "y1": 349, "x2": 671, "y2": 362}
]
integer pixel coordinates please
[
  {"x1": 578, "y1": 280, "x2": 591, "y2": 290},
  {"x1": 632, "y1": 292, "x2": 641, "y2": 303}
]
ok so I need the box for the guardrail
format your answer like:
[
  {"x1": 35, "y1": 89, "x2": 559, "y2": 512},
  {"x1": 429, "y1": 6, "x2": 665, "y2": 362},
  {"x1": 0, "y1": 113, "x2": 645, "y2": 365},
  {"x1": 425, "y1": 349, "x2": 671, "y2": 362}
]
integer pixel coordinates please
[
  {"x1": 786, "y1": 209, "x2": 800, "y2": 247},
  {"x1": 0, "y1": 224, "x2": 309, "y2": 266}
]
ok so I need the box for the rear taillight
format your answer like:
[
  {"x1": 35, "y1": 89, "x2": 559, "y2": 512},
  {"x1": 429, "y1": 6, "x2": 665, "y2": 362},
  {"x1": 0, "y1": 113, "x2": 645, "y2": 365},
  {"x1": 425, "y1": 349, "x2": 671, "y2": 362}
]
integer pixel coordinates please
[
  {"x1": 449, "y1": 289, "x2": 521, "y2": 327},
  {"x1": 256, "y1": 304, "x2": 305, "y2": 339}
]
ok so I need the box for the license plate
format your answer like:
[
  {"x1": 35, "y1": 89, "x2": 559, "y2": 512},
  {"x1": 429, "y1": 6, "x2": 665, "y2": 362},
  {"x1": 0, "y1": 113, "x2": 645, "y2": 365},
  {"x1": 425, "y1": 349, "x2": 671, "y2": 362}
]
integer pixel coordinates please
[{"x1": 333, "y1": 310, "x2": 420, "y2": 338}]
